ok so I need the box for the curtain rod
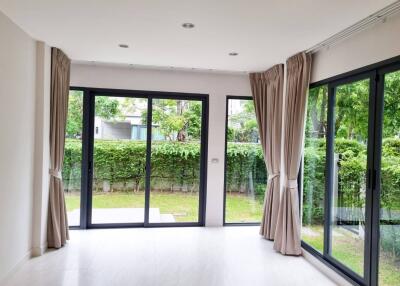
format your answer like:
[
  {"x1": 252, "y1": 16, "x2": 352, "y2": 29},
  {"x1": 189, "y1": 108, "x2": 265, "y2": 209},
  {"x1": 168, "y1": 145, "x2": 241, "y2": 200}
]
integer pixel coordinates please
[{"x1": 306, "y1": 1, "x2": 400, "y2": 54}]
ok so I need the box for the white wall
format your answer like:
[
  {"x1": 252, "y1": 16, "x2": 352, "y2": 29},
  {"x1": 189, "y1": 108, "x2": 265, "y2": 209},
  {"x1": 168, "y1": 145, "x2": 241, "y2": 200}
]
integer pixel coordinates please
[
  {"x1": 31, "y1": 41, "x2": 51, "y2": 257},
  {"x1": 0, "y1": 10, "x2": 37, "y2": 282},
  {"x1": 311, "y1": 12, "x2": 400, "y2": 83},
  {"x1": 71, "y1": 63, "x2": 252, "y2": 226}
]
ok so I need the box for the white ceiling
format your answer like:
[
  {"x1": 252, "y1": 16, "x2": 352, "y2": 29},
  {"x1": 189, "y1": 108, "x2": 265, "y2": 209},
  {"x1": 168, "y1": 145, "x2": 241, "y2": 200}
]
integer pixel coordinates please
[{"x1": 0, "y1": 0, "x2": 396, "y2": 72}]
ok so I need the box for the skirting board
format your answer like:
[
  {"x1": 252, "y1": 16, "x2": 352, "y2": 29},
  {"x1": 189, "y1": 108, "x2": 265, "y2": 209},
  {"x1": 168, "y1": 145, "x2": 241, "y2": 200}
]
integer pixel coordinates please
[
  {"x1": 302, "y1": 248, "x2": 353, "y2": 286},
  {"x1": 0, "y1": 249, "x2": 32, "y2": 285},
  {"x1": 31, "y1": 242, "x2": 47, "y2": 257}
]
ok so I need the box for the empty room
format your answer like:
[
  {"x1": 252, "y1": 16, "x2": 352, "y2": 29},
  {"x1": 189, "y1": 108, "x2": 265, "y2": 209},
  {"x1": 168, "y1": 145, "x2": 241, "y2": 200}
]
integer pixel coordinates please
[{"x1": 1, "y1": 1, "x2": 400, "y2": 285}]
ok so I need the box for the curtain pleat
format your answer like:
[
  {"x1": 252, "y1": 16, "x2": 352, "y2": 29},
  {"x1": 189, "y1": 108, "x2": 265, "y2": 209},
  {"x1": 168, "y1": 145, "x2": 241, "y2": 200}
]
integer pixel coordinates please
[
  {"x1": 47, "y1": 48, "x2": 71, "y2": 248},
  {"x1": 273, "y1": 52, "x2": 312, "y2": 255},
  {"x1": 250, "y1": 64, "x2": 284, "y2": 240}
]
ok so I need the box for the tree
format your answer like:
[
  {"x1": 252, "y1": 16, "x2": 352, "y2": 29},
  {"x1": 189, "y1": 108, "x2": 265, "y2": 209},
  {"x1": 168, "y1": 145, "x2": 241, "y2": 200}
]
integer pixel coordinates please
[
  {"x1": 228, "y1": 100, "x2": 258, "y2": 142},
  {"x1": 382, "y1": 71, "x2": 400, "y2": 138},
  {"x1": 66, "y1": 92, "x2": 120, "y2": 138},
  {"x1": 306, "y1": 85, "x2": 327, "y2": 139},
  {"x1": 142, "y1": 99, "x2": 202, "y2": 142},
  {"x1": 66, "y1": 91, "x2": 83, "y2": 138},
  {"x1": 95, "y1": 96, "x2": 120, "y2": 120}
]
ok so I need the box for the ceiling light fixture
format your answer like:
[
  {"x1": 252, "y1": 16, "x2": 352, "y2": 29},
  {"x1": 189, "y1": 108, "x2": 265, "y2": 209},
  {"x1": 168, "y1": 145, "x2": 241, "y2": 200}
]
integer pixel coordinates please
[
  {"x1": 229, "y1": 52, "x2": 238, "y2": 56},
  {"x1": 182, "y1": 23, "x2": 195, "y2": 29},
  {"x1": 119, "y1": 44, "x2": 129, "y2": 48}
]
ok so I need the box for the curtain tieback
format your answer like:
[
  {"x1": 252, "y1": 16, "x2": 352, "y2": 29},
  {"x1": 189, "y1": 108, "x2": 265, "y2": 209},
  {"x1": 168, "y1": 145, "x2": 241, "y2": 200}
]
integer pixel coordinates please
[
  {"x1": 268, "y1": 173, "x2": 280, "y2": 181},
  {"x1": 285, "y1": 179, "x2": 298, "y2": 189},
  {"x1": 49, "y1": 169, "x2": 62, "y2": 180}
]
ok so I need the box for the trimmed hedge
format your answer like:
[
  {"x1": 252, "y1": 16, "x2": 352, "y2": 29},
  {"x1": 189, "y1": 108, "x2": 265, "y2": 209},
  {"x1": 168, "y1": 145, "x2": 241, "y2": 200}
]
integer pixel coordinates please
[
  {"x1": 63, "y1": 137, "x2": 400, "y2": 254},
  {"x1": 63, "y1": 137, "x2": 400, "y2": 213},
  {"x1": 303, "y1": 138, "x2": 400, "y2": 256},
  {"x1": 63, "y1": 140, "x2": 267, "y2": 194}
]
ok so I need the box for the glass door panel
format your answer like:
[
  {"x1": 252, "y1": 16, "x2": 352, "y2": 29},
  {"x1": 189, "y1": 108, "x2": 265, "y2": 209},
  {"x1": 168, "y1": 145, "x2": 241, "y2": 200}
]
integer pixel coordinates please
[
  {"x1": 379, "y1": 70, "x2": 400, "y2": 286},
  {"x1": 224, "y1": 98, "x2": 266, "y2": 223},
  {"x1": 330, "y1": 78, "x2": 370, "y2": 276},
  {"x1": 64, "y1": 90, "x2": 84, "y2": 227},
  {"x1": 302, "y1": 85, "x2": 328, "y2": 252},
  {"x1": 91, "y1": 96, "x2": 148, "y2": 224},
  {"x1": 149, "y1": 98, "x2": 203, "y2": 223}
]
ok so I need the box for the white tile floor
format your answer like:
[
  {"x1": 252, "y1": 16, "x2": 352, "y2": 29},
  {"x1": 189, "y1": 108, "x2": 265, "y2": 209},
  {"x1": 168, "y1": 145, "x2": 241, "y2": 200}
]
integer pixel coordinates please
[{"x1": 4, "y1": 227, "x2": 336, "y2": 286}]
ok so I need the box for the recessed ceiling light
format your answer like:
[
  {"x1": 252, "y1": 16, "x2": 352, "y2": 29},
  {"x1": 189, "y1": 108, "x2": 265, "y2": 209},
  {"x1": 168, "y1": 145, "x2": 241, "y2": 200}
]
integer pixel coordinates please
[
  {"x1": 118, "y1": 44, "x2": 129, "y2": 48},
  {"x1": 229, "y1": 52, "x2": 238, "y2": 56},
  {"x1": 182, "y1": 23, "x2": 195, "y2": 29}
]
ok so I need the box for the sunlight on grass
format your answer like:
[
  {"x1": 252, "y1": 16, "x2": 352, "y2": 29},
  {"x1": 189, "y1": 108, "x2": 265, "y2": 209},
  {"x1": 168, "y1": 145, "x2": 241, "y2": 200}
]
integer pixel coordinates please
[
  {"x1": 225, "y1": 193, "x2": 263, "y2": 223},
  {"x1": 302, "y1": 226, "x2": 400, "y2": 285},
  {"x1": 65, "y1": 192, "x2": 263, "y2": 223}
]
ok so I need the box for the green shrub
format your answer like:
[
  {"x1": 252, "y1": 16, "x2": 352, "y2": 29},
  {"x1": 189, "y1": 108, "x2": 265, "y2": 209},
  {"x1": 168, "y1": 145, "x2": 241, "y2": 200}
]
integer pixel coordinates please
[
  {"x1": 63, "y1": 137, "x2": 400, "y2": 232},
  {"x1": 63, "y1": 139, "x2": 267, "y2": 193}
]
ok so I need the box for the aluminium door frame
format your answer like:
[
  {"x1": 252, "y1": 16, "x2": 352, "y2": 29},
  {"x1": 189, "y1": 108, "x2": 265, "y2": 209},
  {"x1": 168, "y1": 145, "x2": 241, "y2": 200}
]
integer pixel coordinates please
[
  {"x1": 301, "y1": 55, "x2": 400, "y2": 286},
  {"x1": 69, "y1": 86, "x2": 209, "y2": 229},
  {"x1": 324, "y1": 71, "x2": 376, "y2": 286}
]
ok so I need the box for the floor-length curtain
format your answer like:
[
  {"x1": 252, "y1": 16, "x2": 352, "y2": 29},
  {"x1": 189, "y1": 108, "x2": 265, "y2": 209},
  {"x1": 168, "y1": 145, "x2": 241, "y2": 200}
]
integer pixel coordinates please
[
  {"x1": 250, "y1": 64, "x2": 284, "y2": 240},
  {"x1": 273, "y1": 52, "x2": 311, "y2": 255},
  {"x1": 47, "y1": 48, "x2": 71, "y2": 248}
]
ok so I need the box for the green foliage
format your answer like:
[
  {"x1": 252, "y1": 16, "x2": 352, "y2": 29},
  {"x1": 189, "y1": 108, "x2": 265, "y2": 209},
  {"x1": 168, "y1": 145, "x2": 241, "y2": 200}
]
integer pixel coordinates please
[
  {"x1": 66, "y1": 92, "x2": 121, "y2": 138},
  {"x1": 66, "y1": 91, "x2": 83, "y2": 138},
  {"x1": 305, "y1": 85, "x2": 328, "y2": 138},
  {"x1": 225, "y1": 142, "x2": 267, "y2": 193},
  {"x1": 383, "y1": 72, "x2": 400, "y2": 137},
  {"x1": 228, "y1": 100, "x2": 259, "y2": 142},
  {"x1": 335, "y1": 79, "x2": 370, "y2": 140},
  {"x1": 142, "y1": 100, "x2": 202, "y2": 141},
  {"x1": 63, "y1": 140, "x2": 267, "y2": 194},
  {"x1": 95, "y1": 96, "x2": 120, "y2": 120},
  {"x1": 303, "y1": 139, "x2": 326, "y2": 224},
  {"x1": 303, "y1": 137, "x2": 400, "y2": 258}
]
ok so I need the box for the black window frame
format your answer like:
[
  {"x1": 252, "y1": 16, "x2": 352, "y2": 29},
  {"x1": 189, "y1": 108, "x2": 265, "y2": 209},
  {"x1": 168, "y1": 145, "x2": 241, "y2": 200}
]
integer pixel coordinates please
[
  {"x1": 223, "y1": 95, "x2": 263, "y2": 226},
  {"x1": 68, "y1": 87, "x2": 209, "y2": 229},
  {"x1": 300, "y1": 55, "x2": 400, "y2": 286}
]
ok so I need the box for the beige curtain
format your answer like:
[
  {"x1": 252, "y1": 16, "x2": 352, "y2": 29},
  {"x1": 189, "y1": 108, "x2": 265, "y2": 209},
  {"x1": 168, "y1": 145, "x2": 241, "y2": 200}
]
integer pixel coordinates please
[
  {"x1": 250, "y1": 64, "x2": 284, "y2": 240},
  {"x1": 47, "y1": 48, "x2": 71, "y2": 248},
  {"x1": 273, "y1": 52, "x2": 311, "y2": 255}
]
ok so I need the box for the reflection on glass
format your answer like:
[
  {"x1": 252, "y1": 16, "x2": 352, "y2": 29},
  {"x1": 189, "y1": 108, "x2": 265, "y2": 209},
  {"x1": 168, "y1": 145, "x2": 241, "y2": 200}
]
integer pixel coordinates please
[
  {"x1": 330, "y1": 79, "x2": 370, "y2": 276},
  {"x1": 302, "y1": 85, "x2": 327, "y2": 252},
  {"x1": 379, "y1": 70, "x2": 400, "y2": 286},
  {"x1": 91, "y1": 96, "x2": 147, "y2": 224},
  {"x1": 225, "y1": 99, "x2": 266, "y2": 223},
  {"x1": 149, "y1": 99, "x2": 202, "y2": 223},
  {"x1": 63, "y1": 90, "x2": 83, "y2": 227}
]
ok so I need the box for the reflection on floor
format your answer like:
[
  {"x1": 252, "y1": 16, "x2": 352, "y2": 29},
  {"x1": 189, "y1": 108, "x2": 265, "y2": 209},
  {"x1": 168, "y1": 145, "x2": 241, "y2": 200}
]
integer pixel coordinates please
[
  {"x1": 3, "y1": 227, "x2": 335, "y2": 286},
  {"x1": 68, "y1": 208, "x2": 175, "y2": 225}
]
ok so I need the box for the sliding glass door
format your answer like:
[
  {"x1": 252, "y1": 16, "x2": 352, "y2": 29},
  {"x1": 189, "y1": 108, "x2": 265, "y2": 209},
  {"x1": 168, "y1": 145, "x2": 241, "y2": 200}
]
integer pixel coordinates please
[
  {"x1": 66, "y1": 88, "x2": 208, "y2": 228},
  {"x1": 223, "y1": 96, "x2": 266, "y2": 224},
  {"x1": 329, "y1": 77, "x2": 372, "y2": 278},
  {"x1": 90, "y1": 95, "x2": 148, "y2": 224},
  {"x1": 376, "y1": 67, "x2": 400, "y2": 286},
  {"x1": 149, "y1": 98, "x2": 204, "y2": 224},
  {"x1": 64, "y1": 90, "x2": 84, "y2": 227},
  {"x1": 301, "y1": 59, "x2": 400, "y2": 286}
]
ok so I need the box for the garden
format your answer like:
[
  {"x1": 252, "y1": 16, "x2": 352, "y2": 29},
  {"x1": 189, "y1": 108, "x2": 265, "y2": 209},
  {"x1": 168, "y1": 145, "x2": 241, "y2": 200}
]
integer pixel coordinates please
[
  {"x1": 64, "y1": 76, "x2": 400, "y2": 284},
  {"x1": 63, "y1": 139, "x2": 266, "y2": 223}
]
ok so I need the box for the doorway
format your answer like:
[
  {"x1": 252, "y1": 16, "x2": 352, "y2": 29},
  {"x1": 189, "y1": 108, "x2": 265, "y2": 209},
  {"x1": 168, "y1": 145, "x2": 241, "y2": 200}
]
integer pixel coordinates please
[{"x1": 65, "y1": 88, "x2": 208, "y2": 228}]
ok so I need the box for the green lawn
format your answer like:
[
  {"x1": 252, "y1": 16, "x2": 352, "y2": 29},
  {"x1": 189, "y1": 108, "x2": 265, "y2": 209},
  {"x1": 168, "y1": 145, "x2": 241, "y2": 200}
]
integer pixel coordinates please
[
  {"x1": 302, "y1": 226, "x2": 400, "y2": 286},
  {"x1": 66, "y1": 191, "x2": 200, "y2": 222},
  {"x1": 225, "y1": 193, "x2": 263, "y2": 223},
  {"x1": 65, "y1": 191, "x2": 263, "y2": 223}
]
